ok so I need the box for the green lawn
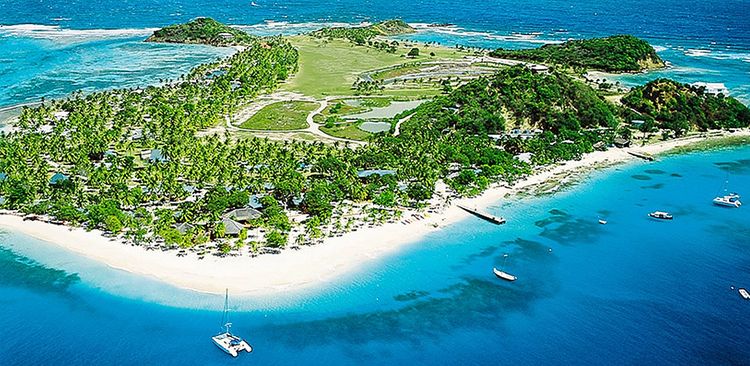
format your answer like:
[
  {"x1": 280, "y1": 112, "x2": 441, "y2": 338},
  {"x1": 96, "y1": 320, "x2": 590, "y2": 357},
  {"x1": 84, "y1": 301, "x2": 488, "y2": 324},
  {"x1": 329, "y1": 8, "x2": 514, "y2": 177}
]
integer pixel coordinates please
[
  {"x1": 321, "y1": 97, "x2": 393, "y2": 118},
  {"x1": 371, "y1": 63, "x2": 424, "y2": 80},
  {"x1": 282, "y1": 36, "x2": 466, "y2": 97},
  {"x1": 239, "y1": 101, "x2": 318, "y2": 130},
  {"x1": 320, "y1": 122, "x2": 374, "y2": 141}
]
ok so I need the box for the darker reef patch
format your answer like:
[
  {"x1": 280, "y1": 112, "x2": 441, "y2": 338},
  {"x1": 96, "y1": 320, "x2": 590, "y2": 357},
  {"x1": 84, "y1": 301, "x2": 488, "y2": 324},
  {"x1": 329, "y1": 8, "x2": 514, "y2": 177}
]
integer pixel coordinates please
[
  {"x1": 714, "y1": 159, "x2": 750, "y2": 174},
  {"x1": 535, "y1": 209, "x2": 570, "y2": 227},
  {"x1": 644, "y1": 169, "x2": 665, "y2": 175},
  {"x1": 537, "y1": 210, "x2": 603, "y2": 244},
  {"x1": 0, "y1": 245, "x2": 80, "y2": 293},
  {"x1": 394, "y1": 290, "x2": 430, "y2": 302},
  {"x1": 641, "y1": 183, "x2": 665, "y2": 190}
]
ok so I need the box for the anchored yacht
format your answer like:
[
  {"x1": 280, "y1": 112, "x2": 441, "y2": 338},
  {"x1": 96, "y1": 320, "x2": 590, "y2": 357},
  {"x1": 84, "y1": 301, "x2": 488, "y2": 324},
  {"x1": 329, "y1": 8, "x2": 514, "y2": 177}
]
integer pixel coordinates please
[
  {"x1": 212, "y1": 290, "x2": 253, "y2": 357},
  {"x1": 648, "y1": 211, "x2": 673, "y2": 220},
  {"x1": 713, "y1": 193, "x2": 741, "y2": 208}
]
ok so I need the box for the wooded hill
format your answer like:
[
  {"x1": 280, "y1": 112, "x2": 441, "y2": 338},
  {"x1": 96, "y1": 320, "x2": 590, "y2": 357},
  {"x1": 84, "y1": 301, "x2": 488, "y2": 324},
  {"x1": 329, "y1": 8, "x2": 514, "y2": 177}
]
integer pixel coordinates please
[
  {"x1": 310, "y1": 20, "x2": 415, "y2": 45},
  {"x1": 622, "y1": 79, "x2": 750, "y2": 133},
  {"x1": 489, "y1": 35, "x2": 665, "y2": 72},
  {"x1": 146, "y1": 17, "x2": 256, "y2": 46}
]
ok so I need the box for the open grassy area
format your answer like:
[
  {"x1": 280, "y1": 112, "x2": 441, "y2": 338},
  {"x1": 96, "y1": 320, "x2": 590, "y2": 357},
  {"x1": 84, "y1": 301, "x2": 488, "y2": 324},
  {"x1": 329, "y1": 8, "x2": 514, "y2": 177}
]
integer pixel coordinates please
[
  {"x1": 321, "y1": 97, "x2": 393, "y2": 118},
  {"x1": 239, "y1": 101, "x2": 318, "y2": 130},
  {"x1": 282, "y1": 36, "x2": 466, "y2": 97},
  {"x1": 320, "y1": 122, "x2": 375, "y2": 141},
  {"x1": 371, "y1": 63, "x2": 424, "y2": 80}
]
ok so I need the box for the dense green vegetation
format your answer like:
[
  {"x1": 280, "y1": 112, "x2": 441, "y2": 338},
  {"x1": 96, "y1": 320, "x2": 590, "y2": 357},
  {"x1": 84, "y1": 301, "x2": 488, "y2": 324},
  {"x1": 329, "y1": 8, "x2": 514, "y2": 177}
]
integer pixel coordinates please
[
  {"x1": 239, "y1": 101, "x2": 317, "y2": 130},
  {"x1": 310, "y1": 20, "x2": 414, "y2": 47},
  {"x1": 320, "y1": 121, "x2": 374, "y2": 141},
  {"x1": 0, "y1": 36, "x2": 298, "y2": 247},
  {"x1": 382, "y1": 65, "x2": 618, "y2": 193},
  {"x1": 146, "y1": 17, "x2": 256, "y2": 46},
  {"x1": 489, "y1": 35, "x2": 665, "y2": 72},
  {"x1": 622, "y1": 79, "x2": 750, "y2": 135},
  {"x1": 3, "y1": 18, "x2": 747, "y2": 252}
]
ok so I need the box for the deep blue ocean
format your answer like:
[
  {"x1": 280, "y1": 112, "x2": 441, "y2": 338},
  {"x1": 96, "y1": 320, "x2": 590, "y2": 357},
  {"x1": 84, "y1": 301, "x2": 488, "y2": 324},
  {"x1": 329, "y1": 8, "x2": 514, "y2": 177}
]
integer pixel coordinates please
[{"x1": 1, "y1": 1, "x2": 750, "y2": 364}]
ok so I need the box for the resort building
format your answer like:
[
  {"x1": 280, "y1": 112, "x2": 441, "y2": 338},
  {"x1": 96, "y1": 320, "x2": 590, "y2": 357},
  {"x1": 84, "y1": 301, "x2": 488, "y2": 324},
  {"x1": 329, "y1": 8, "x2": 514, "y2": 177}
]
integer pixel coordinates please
[
  {"x1": 357, "y1": 169, "x2": 396, "y2": 178},
  {"x1": 221, "y1": 218, "x2": 244, "y2": 236},
  {"x1": 49, "y1": 172, "x2": 69, "y2": 185},
  {"x1": 175, "y1": 222, "x2": 195, "y2": 235},
  {"x1": 223, "y1": 208, "x2": 262, "y2": 222},
  {"x1": 691, "y1": 82, "x2": 728, "y2": 96},
  {"x1": 527, "y1": 64, "x2": 549, "y2": 73}
]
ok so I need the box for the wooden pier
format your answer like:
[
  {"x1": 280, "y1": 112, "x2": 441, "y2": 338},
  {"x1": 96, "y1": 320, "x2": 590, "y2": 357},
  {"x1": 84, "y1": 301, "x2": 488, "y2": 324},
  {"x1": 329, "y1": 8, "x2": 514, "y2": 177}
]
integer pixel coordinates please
[
  {"x1": 457, "y1": 205, "x2": 506, "y2": 225},
  {"x1": 627, "y1": 151, "x2": 656, "y2": 161}
]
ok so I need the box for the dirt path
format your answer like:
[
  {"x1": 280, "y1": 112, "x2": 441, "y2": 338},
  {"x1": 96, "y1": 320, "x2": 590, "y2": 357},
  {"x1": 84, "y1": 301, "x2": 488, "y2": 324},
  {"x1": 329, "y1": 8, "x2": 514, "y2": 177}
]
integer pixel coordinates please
[{"x1": 393, "y1": 112, "x2": 414, "y2": 136}]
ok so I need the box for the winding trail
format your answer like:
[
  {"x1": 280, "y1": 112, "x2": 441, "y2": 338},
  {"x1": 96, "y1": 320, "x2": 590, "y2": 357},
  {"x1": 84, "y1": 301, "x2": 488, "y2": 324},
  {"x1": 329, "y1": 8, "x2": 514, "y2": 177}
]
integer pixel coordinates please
[
  {"x1": 226, "y1": 94, "x2": 365, "y2": 145},
  {"x1": 393, "y1": 113, "x2": 414, "y2": 136}
]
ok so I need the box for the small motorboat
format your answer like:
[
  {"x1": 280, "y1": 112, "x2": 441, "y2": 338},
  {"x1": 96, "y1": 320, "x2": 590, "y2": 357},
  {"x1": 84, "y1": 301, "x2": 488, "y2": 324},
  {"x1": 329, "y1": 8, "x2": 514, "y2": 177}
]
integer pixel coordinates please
[
  {"x1": 493, "y1": 267, "x2": 517, "y2": 281},
  {"x1": 740, "y1": 288, "x2": 750, "y2": 300},
  {"x1": 493, "y1": 253, "x2": 517, "y2": 281},
  {"x1": 648, "y1": 211, "x2": 673, "y2": 220},
  {"x1": 713, "y1": 193, "x2": 741, "y2": 208},
  {"x1": 598, "y1": 219, "x2": 607, "y2": 225}
]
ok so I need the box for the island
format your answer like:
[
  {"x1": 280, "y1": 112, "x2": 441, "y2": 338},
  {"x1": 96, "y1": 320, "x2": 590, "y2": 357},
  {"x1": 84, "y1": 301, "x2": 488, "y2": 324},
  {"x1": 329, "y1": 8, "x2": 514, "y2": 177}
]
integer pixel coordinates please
[
  {"x1": 310, "y1": 19, "x2": 415, "y2": 47},
  {"x1": 1, "y1": 18, "x2": 748, "y2": 293},
  {"x1": 489, "y1": 35, "x2": 666, "y2": 72},
  {"x1": 145, "y1": 17, "x2": 256, "y2": 46}
]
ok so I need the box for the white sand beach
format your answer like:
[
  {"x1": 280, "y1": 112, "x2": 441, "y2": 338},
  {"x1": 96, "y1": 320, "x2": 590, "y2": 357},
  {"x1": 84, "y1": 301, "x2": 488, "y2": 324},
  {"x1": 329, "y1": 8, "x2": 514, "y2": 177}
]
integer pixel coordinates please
[{"x1": 1, "y1": 130, "x2": 748, "y2": 295}]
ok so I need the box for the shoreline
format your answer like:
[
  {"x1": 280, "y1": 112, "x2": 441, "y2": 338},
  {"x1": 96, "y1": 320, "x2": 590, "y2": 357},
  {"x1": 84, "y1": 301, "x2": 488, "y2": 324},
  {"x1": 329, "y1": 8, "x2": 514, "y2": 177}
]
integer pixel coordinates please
[{"x1": 1, "y1": 130, "x2": 748, "y2": 296}]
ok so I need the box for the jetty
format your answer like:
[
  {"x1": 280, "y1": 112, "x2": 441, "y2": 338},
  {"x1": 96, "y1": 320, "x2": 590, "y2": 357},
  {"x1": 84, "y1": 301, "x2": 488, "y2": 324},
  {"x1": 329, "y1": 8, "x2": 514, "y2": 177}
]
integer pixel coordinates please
[
  {"x1": 627, "y1": 151, "x2": 656, "y2": 161},
  {"x1": 457, "y1": 205, "x2": 506, "y2": 225}
]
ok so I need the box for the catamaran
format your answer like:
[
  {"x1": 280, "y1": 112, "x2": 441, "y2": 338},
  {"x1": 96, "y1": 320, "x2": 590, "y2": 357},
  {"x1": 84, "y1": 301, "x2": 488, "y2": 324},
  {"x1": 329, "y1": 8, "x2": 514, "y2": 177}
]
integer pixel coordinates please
[
  {"x1": 493, "y1": 253, "x2": 517, "y2": 282},
  {"x1": 713, "y1": 178, "x2": 742, "y2": 208},
  {"x1": 212, "y1": 289, "x2": 252, "y2": 357},
  {"x1": 713, "y1": 193, "x2": 741, "y2": 208}
]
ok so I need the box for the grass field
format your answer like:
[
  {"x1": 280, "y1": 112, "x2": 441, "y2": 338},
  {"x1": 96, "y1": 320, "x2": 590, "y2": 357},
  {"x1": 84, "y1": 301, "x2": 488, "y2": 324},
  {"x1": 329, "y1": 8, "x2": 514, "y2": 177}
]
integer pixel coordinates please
[
  {"x1": 282, "y1": 36, "x2": 466, "y2": 97},
  {"x1": 321, "y1": 97, "x2": 393, "y2": 117},
  {"x1": 239, "y1": 101, "x2": 318, "y2": 130},
  {"x1": 320, "y1": 121, "x2": 375, "y2": 141},
  {"x1": 371, "y1": 63, "x2": 424, "y2": 80}
]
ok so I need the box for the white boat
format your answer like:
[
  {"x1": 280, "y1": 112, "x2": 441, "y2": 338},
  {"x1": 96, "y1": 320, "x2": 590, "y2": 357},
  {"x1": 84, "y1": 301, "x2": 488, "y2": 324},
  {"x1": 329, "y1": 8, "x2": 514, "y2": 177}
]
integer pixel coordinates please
[
  {"x1": 740, "y1": 288, "x2": 750, "y2": 300},
  {"x1": 648, "y1": 211, "x2": 673, "y2": 220},
  {"x1": 493, "y1": 267, "x2": 517, "y2": 281},
  {"x1": 713, "y1": 193, "x2": 741, "y2": 208},
  {"x1": 598, "y1": 219, "x2": 607, "y2": 225},
  {"x1": 493, "y1": 254, "x2": 517, "y2": 282},
  {"x1": 212, "y1": 290, "x2": 253, "y2": 357}
]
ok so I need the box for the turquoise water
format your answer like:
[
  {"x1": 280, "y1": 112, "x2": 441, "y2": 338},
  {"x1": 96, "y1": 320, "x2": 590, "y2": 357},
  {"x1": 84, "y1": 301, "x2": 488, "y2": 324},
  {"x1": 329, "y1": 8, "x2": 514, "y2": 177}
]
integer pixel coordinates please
[
  {"x1": 1, "y1": 0, "x2": 749, "y2": 108},
  {"x1": 2, "y1": 146, "x2": 749, "y2": 365},
  {"x1": 2, "y1": 1, "x2": 750, "y2": 364},
  {"x1": 0, "y1": 30, "x2": 234, "y2": 108}
]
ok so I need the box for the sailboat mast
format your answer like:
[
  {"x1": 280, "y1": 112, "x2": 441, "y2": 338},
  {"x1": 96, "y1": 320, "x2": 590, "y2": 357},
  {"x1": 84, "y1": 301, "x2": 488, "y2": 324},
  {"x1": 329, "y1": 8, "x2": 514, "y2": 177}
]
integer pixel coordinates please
[{"x1": 221, "y1": 288, "x2": 229, "y2": 333}]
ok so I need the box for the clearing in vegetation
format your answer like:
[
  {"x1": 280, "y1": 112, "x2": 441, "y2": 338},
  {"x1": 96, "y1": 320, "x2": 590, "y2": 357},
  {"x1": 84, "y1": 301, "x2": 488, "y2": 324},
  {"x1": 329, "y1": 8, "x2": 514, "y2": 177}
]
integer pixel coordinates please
[
  {"x1": 282, "y1": 36, "x2": 465, "y2": 97},
  {"x1": 239, "y1": 101, "x2": 318, "y2": 130}
]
